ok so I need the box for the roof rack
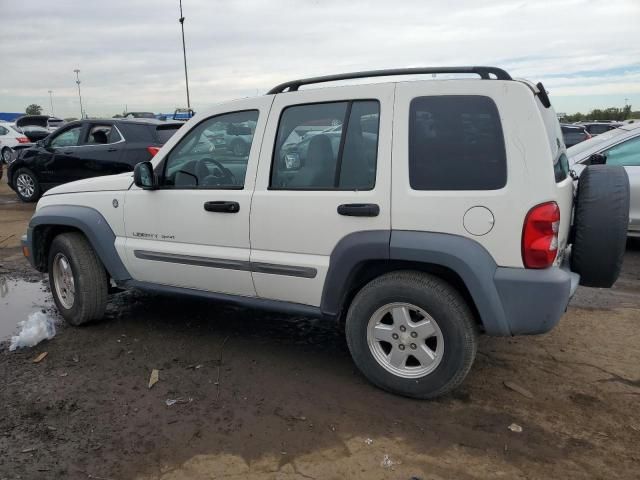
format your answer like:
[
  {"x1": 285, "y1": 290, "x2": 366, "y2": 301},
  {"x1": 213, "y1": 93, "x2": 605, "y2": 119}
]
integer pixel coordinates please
[{"x1": 267, "y1": 66, "x2": 512, "y2": 94}]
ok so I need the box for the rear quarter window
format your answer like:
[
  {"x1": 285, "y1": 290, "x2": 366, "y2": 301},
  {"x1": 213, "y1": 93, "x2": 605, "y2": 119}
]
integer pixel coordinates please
[
  {"x1": 155, "y1": 125, "x2": 181, "y2": 144},
  {"x1": 409, "y1": 95, "x2": 507, "y2": 190}
]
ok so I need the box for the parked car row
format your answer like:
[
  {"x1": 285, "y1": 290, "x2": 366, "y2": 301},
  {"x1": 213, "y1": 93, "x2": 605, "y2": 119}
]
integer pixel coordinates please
[
  {"x1": 5, "y1": 118, "x2": 182, "y2": 201},
  {"x1": 560, "y1": 121, "x2": 627, "y2": 148}
]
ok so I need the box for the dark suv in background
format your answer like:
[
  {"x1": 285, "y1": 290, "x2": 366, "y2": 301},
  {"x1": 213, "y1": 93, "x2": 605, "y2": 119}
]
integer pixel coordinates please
[
  {"x1": 7, "y1": 118, "x2": 182, "y2": 202},
  {"x1": 561, "y1": 124, "x2": 591, "y2": 147}
]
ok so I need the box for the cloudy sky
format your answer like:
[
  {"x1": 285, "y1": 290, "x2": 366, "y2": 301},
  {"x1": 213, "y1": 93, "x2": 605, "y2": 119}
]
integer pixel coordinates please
[{"x1": 1, "y1": 0, "x2": 638, "y2": 118}]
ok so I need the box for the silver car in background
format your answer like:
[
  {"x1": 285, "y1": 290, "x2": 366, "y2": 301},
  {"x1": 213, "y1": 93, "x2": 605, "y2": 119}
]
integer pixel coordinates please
[{"x1": 568, "y1": 122, "x2": 640, "y2": 237}]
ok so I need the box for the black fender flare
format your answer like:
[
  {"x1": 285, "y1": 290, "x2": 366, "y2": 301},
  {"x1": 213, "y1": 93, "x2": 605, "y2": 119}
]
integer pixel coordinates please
[
  {"x1": 27, "y1": 204, "x2": 131, "y2": 282},
  {"x1": 320, "y1": 230, "x2": 512, "y2": 335}
]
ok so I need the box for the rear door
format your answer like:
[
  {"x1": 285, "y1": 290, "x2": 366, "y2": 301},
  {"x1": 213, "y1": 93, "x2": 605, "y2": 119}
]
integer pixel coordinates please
[{"x1": 249, "y1": 84, "x2": 393, "y2": 306}]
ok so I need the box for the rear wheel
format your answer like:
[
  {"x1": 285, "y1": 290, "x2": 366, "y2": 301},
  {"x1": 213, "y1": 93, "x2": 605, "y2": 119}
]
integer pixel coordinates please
[
  {"x1": 345, "y1": 271, "x2": 478, "y2": 399},
  {"x1": 14, "y1": 168, "x2": 40, "y2": 202},
  {"x1": 48, "y1": 232, "x2": 108, "y2": 326}
]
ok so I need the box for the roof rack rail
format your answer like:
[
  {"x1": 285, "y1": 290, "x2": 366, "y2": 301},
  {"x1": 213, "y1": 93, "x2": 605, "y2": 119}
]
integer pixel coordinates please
[{"x1": 267, "y1": 66, "x2": 512, "y2": 94}]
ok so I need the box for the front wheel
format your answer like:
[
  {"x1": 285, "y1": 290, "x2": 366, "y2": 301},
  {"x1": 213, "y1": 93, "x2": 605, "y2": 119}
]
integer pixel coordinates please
[
  {"x1": 14, "y1": 168, "x2": 41, "y2": 202},
  {"x1": 48, "y1": 232, "x2": 108, "y2": 326},
  {"x1": 1, "y1": 147, "x2": 12, "y2": 164},
  {"x1": 345, "y1": 271, "x2": 478, "y2": 399}
]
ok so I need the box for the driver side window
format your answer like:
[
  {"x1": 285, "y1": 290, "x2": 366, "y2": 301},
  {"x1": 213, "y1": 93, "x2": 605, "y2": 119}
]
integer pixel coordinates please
[
  {"x1": 161, "y1": 110, "x2": 259, "y2": 189},
  {"x1": 50, "y1": 126, "x2": 82, "y2": 148}
]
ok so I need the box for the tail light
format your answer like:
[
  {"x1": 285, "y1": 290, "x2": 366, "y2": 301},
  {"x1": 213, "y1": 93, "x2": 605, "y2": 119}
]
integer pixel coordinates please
[
  {"x1": 147, "y1": 146, "x2": 160, "y2": 157},
  {"x1": 16, "y1": 137, "x2": 30, "y2": 143},
  {"x1": 522, "y1": 202, "x2": 560, "y2": 269}
]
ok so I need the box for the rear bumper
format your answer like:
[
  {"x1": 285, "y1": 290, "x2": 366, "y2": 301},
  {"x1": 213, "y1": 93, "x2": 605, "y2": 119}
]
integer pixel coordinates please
[{"x1": 493, "y1": 260, "x2": 579, "y2": 335}]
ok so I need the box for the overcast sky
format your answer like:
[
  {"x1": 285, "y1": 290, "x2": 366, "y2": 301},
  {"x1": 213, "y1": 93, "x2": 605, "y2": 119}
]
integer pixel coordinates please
[{"x1": 1, "y1": 0, "x2": 639, "y2": 118}]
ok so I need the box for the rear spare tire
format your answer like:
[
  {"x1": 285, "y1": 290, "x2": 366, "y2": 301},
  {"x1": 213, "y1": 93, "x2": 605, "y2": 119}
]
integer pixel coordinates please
[{"x1": 571, "y1": 165, "x2": 629, "y2": 287}]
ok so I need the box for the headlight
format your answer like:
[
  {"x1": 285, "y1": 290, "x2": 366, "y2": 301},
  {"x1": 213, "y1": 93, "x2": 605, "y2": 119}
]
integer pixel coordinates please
[{"x1": 5, "y1": 149, "x2": 18, "y2": 164}]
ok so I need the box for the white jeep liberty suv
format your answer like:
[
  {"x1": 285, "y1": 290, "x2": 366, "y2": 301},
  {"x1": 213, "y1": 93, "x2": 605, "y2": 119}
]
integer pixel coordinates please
[{"x1": 22, "y1": 67, "x2": 630, "y2": 398}]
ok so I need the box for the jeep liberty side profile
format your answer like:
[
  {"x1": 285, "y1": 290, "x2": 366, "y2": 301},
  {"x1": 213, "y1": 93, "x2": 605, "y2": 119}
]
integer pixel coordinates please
[{"x1": 22, "y1": 67, "x2": 630, "y2": 398}]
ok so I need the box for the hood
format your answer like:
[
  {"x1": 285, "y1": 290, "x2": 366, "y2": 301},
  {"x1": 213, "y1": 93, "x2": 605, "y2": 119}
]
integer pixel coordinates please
[{"x1": 43, "y1": 173, "x2": 134, "y2": 196}]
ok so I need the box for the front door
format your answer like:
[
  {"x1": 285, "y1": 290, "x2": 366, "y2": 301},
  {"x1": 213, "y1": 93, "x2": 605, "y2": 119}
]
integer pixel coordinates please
[
  {"x1": 45, "y1": 123, "x2": 86, "y2": 184},
  {"x1": 249, "y1": 84, "x2": 394, "y2": 307},
  {"x1": 120, "y1": 96, "x2": 273, "y2": 296}
]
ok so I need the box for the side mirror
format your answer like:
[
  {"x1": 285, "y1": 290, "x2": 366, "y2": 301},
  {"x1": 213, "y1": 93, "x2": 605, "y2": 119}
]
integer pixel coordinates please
[
  {"x1": 587, "y1": 153, "x2": 607, "y2": 165},
  {"x1": 133, "y1": 161, "x2": 156, "y2": 190}
]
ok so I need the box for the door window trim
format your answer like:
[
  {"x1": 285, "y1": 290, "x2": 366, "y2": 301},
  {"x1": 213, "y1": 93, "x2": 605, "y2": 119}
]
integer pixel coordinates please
[
  {"x1": 268, "y1": 99, "x2": 380, "y2": 191},
  {"x1": 157, "y1": 108, "x2": 259, "y2": 191}
]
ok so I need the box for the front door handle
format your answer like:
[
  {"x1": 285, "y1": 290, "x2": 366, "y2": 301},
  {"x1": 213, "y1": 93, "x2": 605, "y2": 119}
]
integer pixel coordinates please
[
  {"x1": 337, "y1": 203, "x2": 380, "y2": 217},
  {"x1": 204, "y1": 201, "x2": 240, "y2": 213}
]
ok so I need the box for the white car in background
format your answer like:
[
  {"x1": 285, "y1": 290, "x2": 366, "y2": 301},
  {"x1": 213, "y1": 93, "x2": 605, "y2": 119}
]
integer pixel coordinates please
[
  {"x1": 568, "y1": 122, "x2": 640, "y2": 237},
  {"x1": 0, "y1": 122, "x2": 30, "y2": 163}
]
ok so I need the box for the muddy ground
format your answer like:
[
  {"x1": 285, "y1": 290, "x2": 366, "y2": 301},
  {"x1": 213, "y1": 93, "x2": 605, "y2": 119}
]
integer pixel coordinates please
[{"x1": 1, "y1": 176, "x2": 639, "y2": 480}]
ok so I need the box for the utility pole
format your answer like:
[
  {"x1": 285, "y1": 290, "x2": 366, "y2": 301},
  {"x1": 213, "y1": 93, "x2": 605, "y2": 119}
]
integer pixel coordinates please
[
  {"x1": 74, "y1": 69, "x2": 84, "y2": 119},
  {"x1": 48, "y1": 90, "x2": 54, "y2": 116},
  {"x1": 179, "y1": 0, "x2": 191, "y2": 109}
]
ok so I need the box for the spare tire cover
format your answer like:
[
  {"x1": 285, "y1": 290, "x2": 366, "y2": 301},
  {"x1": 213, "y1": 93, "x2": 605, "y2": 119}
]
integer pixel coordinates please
[{"x1": 571, "y1": 165, "x2": 630, "y2": 287}]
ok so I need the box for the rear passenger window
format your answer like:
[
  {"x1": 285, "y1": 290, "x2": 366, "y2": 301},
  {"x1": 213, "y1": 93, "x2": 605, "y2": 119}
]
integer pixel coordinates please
[
  {"x1": 271, "y1": 100, "x2": 379, "y2": 190},
  {"x1": 86, "y1": 125, "x2": 122, "y2": 144},
  {"x1": 409, "y1": 96, "x2": 507, "y2": 190}
]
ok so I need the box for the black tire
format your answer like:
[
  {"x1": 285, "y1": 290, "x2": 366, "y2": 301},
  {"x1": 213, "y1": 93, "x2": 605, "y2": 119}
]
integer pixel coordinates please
[
  {"x1": 1, "y1": 147, "x2": 11, "y2": 164},
  {"x1": 571, "y1": 165, "x2": 629, "y2": 287},
  {"x1": 345, "y1": 271, "x2": 478, "y2": 399},
  {"x1": 13, "y1": 167, "x2": 41, "y2": 202},
  {"x1": 48, "y1": 232, "x2": 108, "y2": 326}
]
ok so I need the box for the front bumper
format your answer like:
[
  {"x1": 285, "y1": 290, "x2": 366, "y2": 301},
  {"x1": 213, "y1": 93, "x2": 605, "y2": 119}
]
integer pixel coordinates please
[{"x1": 21, "y1": 230, "x2": 36, "y2": 269}]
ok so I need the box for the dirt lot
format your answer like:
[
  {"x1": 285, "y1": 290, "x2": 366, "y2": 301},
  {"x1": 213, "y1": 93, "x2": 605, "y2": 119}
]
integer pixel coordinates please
[{"x1": 1, "y1": 175, "x2": 639, "y2": 480}]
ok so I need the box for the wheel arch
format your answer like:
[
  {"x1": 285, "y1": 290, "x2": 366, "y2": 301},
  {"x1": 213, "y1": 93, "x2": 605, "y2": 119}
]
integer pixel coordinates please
[
  {"x1": 320, "y1": 230, "x2": 512, "y2": 336},
  {"x1": 27, "y1": 205, "x2": 131, "y2": 282}
]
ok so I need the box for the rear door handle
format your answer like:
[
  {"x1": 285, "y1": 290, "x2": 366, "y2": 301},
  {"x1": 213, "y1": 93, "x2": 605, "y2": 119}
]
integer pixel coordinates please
[
  {"x1": 107, "y1": 148, "x2": 118, "y2": 152},
  {"x1": 337, "y1": 203, "x2": 380, "y2": 217},
  {"x1": 204, "y1": 201, "x2": 240, "y2": 213}
]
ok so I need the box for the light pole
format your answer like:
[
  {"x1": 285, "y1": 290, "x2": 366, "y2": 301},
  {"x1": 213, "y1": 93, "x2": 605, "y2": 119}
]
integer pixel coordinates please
[
  {"x1": 48, "y1": 90, "x2": 54, "y2": 116},
  {"x1": 179, "y1": 0, "x2": 191, "y2": 109},
  {"x1": 74, "y1": 69, "x2": 84, "y2": 119}
]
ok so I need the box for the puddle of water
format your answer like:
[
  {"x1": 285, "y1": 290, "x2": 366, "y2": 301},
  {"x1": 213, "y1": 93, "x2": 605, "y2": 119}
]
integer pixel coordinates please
[{"x1": 0, "y1": 277, "x2": 51, "y2": 340}]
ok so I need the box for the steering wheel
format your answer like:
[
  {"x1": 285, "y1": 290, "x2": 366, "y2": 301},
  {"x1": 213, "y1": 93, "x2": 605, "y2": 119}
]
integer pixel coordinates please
[{"x1": 195, "y1": 158, "x2": 236, "y2": 186}]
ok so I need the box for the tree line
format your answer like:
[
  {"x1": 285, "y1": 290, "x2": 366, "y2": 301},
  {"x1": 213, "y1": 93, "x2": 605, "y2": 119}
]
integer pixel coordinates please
[{"x1": 561, "y1": 105, "x2": 637, "y2": 122}]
